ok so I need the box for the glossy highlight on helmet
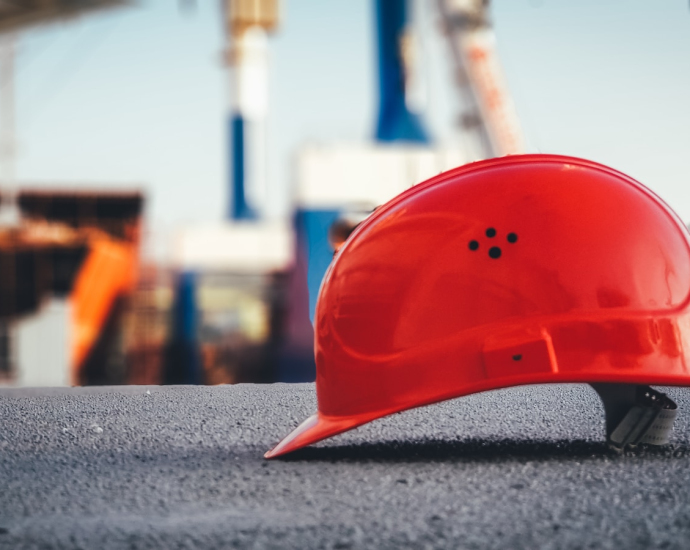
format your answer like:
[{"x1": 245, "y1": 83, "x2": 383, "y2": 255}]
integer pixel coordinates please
[{"x1": 265, "y1": 154, "x2": 690, "y2": 459}]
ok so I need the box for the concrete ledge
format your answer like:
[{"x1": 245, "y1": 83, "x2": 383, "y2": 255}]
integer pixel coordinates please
[{"x1": 1, "y1": 383, "x2": 690, "y2": 549}]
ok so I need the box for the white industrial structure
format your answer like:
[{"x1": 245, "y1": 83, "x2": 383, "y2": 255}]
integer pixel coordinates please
[{"x1": 437, "y1": 0, "x2": 525, "y2": 158}]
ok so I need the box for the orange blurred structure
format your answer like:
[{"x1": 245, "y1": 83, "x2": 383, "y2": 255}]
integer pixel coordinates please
[
  {"x1": 70, "y1": 234, "x2": 138, "y2": 382},
  {"x1": 0, "y1": 189, "x2": 145, "y2": 386}
]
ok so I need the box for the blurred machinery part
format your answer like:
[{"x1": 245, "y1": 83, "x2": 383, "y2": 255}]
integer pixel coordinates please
[
  {"x1": 0, "y1": 0, "x2": 130, "y2": 33},
  {"x1": 296, "y1": 0, "x2": 526, "y2": 317},
  {"x1": 374, "y1": 0, "x2": 428, "y2": 143},
  {"x1": 195, "y1": 270, "x2": 289, "y2": 384},
  {"x1": 18, "y1": 190, "x2": 142, "y2": 238},
  {"x1": 226, "y1": 0, "x2": 278, "y2": 35},
  {"x1": 160, "y1": 1, "x2": 314, "y2": 386},
  {"x1": 223, "y1": 0, "x2": 278, "y2": 220},
  {"x1": 156, "y1": 0, "x2": 314, "y2": 385},
  {"x1": 328, "y1": 209, "x2": 374, "y2": 254},
  {"x1": 174, "y1": 221, "x2": 291, "y2": 273},
  {"x1": 168, "y1": 221, "x2": 312, "y2": 384},
  {"x1": 0, "y1": 190, "x2": 143, "y2": 387},
  {"x1": 436, "y1": 0, "x2": 525, "y2": 157},
  {"x1": 122, "y1": 262, "x2": 173, "y2": 385},
  {"x1": 295, "y1": 1, "x2": 446, "y2": 321},
  {"x1": 296, "y1": 144, "x2": 464, "y2": 320},
  {"x1": 0, "y1": 218, "x2": 88, "y2": 385},
  {"x1": 22, "y1": 190, "x2": 143, "y2": 385}
]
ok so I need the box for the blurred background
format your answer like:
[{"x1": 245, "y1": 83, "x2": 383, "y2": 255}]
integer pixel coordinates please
[{"x1": 0, "y1": 0, "x2": 688, "y2": 387}]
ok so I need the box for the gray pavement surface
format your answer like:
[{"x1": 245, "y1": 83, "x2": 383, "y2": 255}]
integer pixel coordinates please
[{"x1": 1, "y1": 383, "x2": 690, "y2": 549}]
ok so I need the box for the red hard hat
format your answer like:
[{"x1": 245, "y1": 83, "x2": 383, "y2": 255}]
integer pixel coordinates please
[{"x1": 266, "y1": 154, "x2": 690, "y2": 459}]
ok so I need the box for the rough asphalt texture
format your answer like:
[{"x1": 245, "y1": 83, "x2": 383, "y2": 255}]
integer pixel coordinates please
[{"x1": 1, "y1": 383, "x2": 690, "y2": 549}]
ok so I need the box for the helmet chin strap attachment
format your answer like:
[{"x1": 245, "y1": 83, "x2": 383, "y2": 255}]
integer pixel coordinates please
[{"x1": 591, "y1": 384, "x2": 678, "y2": 451}]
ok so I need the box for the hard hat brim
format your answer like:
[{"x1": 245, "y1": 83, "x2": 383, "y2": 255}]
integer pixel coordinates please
[{"x1": 264, "y1": 410, "x2": 380, "y2": 459}]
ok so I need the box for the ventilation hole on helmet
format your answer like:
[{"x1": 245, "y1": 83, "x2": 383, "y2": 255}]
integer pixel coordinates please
[
  {"x1": 485, "y1": 227, "x2": 496, "y2": 238},
  {"x1": 468, "y1": 240, "x2": 479, "y2": 251},
  {"x1": 488, "y1": 247, "x2": 501, "y2": 259},
  {"x1": 512, "y1": 354, "x2": 522, "y2": 361},
  {"x1": 507, "y1": 233, "x2": 518, "y2": 243}
]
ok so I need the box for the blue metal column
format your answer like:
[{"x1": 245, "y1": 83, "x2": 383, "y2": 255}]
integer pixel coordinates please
[
  {"x1": 163, "y1": 271, "x2": 203, "y2": 385},
  {"x1": 229, "y1": 114, "x2": 257, "y2": 220},
  {"x1": 298, "y1": 0, "x2": 434, "y2": 324},
  {"x1": 374, "y1": 0, "x2": 429, "y2": 144},
  {"x1": 295, "y1": 208, "x2": 341, "y2": 322}
]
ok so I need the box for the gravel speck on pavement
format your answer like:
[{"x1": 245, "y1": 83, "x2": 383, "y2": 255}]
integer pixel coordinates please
[{"x1": 1, "y1": 383, "x2": 690, "y2": 549}]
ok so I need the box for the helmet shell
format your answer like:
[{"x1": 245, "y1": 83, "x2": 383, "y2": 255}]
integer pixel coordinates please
[{"x1": 266, "y1": 154, "x2": 690, "y2": 458}]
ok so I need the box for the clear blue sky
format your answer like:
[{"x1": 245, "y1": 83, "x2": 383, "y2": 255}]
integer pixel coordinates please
[{"x1": 11, "y1": 0, "x2": 690, "y2": 252}]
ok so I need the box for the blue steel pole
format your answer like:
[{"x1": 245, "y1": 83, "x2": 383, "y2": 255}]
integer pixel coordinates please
[
  {"x1": 374, "y1": 0, "x2": 429, "y2": 144},
  {"x1": 229, "y1": 114, "x2": 257, "y2": 220}
]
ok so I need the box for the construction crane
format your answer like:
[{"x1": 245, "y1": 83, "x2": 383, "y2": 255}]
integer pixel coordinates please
[
  {"x1": 223, "y1": 0, "x2": 279, "y2": 220},
  {"x1": 436, "y1": 0, "x2": 525, "y2": 159}
]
